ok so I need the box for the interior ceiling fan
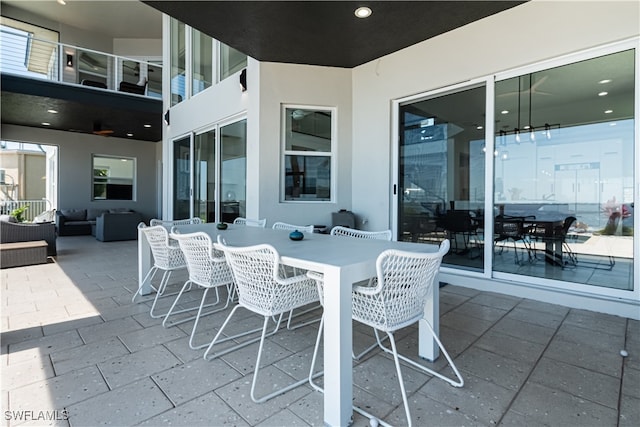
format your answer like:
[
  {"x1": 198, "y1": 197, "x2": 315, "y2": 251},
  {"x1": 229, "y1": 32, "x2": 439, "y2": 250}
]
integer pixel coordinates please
[
  {"x1": 92, "y1": 121, "x2": 114, "y2": 136},
  {"x1": 498, "y1": 75, "x2": 552, "y2": 97}
]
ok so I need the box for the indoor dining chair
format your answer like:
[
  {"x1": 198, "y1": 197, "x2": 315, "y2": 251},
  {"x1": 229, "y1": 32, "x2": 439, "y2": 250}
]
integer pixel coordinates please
[
  {"x1": 134, "y1": 223, "x2": 187, "y2": 318},
  {"x1": 204, "y1": 239, "x2": 319, "y2": 403},
  {"x1": 307, "y1": 239, "x2": 463, "y2": 427},
  {"x1": 165, "y1": 231, "x2": 235, "y2": 349},
  {"x1": 232, "y1": 217, "x2": 267, "y2": 228}
]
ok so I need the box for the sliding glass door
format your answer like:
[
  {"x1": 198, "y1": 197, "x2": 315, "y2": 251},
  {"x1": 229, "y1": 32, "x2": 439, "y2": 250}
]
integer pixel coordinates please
[
  {"x1": 395, "y1": 43, "x2": 635, "y2": 294},
  {"x1": 171, "y1": 119, "x2": 246, "y2": 222},
  {"x1": 397, "y1": 83, "x2": 487, "y2": 271},
  {"x1": 493, "y1": 49, "x2": 635, "y2": 291}
]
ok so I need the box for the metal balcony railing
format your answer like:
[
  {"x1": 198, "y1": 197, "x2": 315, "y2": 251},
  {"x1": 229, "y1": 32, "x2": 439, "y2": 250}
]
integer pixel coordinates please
[
  {"x1": 0, "y1": 28, "x2": 162, "y2": 98},
  {"x1": 0, "y1": 199, "x2": 52, "y2": 223}
]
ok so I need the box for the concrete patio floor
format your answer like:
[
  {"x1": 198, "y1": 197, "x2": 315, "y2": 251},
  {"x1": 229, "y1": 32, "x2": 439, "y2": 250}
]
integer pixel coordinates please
[{"x1": 1, "y1": 236, "x2": 638, "y2": 427}]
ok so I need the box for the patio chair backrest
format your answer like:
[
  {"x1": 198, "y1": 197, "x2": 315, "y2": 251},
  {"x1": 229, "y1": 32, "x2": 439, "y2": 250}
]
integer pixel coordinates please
[
  {"x1": 137, "y1": 223, "x2": 186, "y2": 270},
  {"x1": 272, "y1": 222, "x2": 314, "y2": 233},
  {"x1": 214, "y1": 240, "x2": 316, "y2": 316},
  {"x1": 169, "y1": 231, "x2": 232, "y2": 288},
  {"x1": 356, "y1": 239, "x2": 450, "y2": 330},
  {"x1": 150, "y1": 217, "x2": 202, "y2": 227},
  {"x1": 330, "y1": 225, "x2": 392, "y2": 241},
  {"x1": 233, "y1": 217, "x2": 267, "y2": 228}
]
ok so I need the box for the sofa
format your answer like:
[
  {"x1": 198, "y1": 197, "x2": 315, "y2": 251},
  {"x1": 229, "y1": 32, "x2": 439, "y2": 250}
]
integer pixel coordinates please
[
  {"x1": 56, "y1": 208, "x2": 142, "y2": 241},
  {"x1": 0, "y1": 215, "x2": 57, "y2": 256},
  {"x1": 95, "y1": 211, "x2": 142, "y2": 241}
]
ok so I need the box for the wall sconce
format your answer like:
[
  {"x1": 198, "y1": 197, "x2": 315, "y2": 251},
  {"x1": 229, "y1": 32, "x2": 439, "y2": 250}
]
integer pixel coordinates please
[
  {"x1": 66, "y1": 54, "x2": 73, "y2": 67},
  {"x1": 164, "y1": 110, "x2": 170, "y2": 126},
  {"x1": 239, "y1": 68, "x2": 247, "y2": 92}
]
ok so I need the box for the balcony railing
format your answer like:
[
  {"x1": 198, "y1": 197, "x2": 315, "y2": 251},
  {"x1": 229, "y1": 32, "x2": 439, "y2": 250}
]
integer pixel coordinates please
[
  {"x1": 0, "y1": 199, "x2": 52, "y2": 223},
  {"x1": 0, "y1": 28, "x2": 162, "y2": 98}
]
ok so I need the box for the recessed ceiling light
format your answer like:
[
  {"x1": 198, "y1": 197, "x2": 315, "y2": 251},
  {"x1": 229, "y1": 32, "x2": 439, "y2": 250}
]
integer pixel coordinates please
[
  {"x1": 598, "y1": 91, "x2": 608, "y2": 96},
  {"x1": 501, "y1": 110, "x2": 509, "y2": 114},
  {"x1": 47, "y1": 109, "x2": 58, "y2": 114},
  {"x1": 354, "y1": 6, "x2": 372, "y2": 18},
  {"x1": 599, "y1": 79, "x2": 611, "y2": 84},
  {"x1": 143, "y1": 124, "x2": 151, "y2": 128},
  {"x1": 604, "y1": 109, "x2": 613, "y2": 114},
  {"x1": 42, "y1": 122, "x2": 51, "y2": 126},
  {"x1": 476, "y1": 125, "x2": 483, "y2": 130},
  {"x1": 127, "y1": 133, "x2": 133, "y2": 137}
]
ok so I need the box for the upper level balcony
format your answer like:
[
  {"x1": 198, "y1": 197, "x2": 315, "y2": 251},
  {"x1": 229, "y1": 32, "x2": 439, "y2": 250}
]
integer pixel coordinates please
[{"x1": 0, "y1": 28, "x2": 163, "y2": 142}]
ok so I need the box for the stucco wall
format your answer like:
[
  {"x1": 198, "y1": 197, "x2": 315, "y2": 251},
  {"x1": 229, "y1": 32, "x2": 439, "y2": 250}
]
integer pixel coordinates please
[{"x1": 256, "y1": 62, "x2": 353, "y2": 228}]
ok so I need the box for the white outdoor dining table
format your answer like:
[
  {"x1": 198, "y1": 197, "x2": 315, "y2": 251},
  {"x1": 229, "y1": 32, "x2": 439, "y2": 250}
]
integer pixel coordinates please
[{"x1": 138, "y1": 223, "x2": 441, "y2": 426}]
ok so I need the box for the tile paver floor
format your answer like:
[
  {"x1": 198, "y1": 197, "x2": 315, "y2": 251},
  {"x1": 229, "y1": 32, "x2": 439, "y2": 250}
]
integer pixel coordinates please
[{"x1": 1, "y1": 236, "x2": 638, "y2": 426}]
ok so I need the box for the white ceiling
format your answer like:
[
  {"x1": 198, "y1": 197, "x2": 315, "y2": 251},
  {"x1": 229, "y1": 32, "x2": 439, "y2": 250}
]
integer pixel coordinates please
[{"x1": 1, "y1": 0, "x2": 161, "y2": 39}]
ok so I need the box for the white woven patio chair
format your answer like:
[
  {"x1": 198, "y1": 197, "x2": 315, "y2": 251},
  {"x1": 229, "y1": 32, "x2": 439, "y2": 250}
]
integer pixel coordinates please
[
  {"x1": 150, "y1": 217, "x2": 202, "y2": 227},
  {"x1": 232, "y1": 217, "x2": 267, "y2": 228},
  {"x1": 165, "y1": 231, "x2": 235, "y2": 349},
  {"x1": 330, "y1": 225, "x2": 392, "y2": 241},
  {"x1": 272, "y1": 221, "x2": 314, "y2": 233},
  {"x1": 134, "y1": 224, "x2": 187, "y2": 318},
  {"x1": 272, "y1": 221, "x2": 319, "y2": 328},
  {"x1": 307, "y1": 240, "x2": 463, "y2": 427},
  {"x1": 204, "y1": 238, "x2": 319, "y2": 403}
]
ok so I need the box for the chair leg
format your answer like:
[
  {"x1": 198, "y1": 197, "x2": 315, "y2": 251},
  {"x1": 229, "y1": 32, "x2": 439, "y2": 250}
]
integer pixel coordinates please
[
  {"x1": 149, "y1": 270, "x2": 173, "y2": 318},
  {"x1": 387, "y1": 331, "x2": 413, "y2": 427},
  {"x1": 250, "y1": 317, "x2": 310, "y2": 403},
  {"x1": 286, "y1": 302, "x2": 322, "y2": 330},
  {"x1": 308, "y1": 314, "x2": 324, "y2": 392},
  {"x1": 162, "y1": 284, "x2": 225, "y2": 329},
  {"x1": 132, "y1": 266, "x2": 158, "y2": 302},
  {"x1": 203, "y1": 306, "x2": 283, "y2": 361},
  {"x1": 187, "y1": 288, "x2": 234, "y2": 350}
]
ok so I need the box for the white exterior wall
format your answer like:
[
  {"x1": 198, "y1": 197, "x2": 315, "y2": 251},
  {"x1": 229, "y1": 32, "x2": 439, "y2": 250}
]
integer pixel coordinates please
[
  {"x1": 351, "y1": 0, "x2": 640, "y2": 318},
  {"x1": 257, "y1": 62, "x2": 352, "y2": 228}
]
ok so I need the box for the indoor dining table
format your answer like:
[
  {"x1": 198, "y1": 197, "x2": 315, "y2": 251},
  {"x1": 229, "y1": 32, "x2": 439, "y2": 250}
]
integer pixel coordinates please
[{"x1": 138, "y1": 223, "x2": 442, "y2": 426}]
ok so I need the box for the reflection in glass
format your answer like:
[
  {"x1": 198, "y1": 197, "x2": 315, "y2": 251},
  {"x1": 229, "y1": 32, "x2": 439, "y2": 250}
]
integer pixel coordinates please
[
  {"x1": 283, "y1": 107, "x2": 333, "y2": 201},
  {"x1": 220, "y1": 42, "x2": 247, "y2": 80},
  {"x1": 192, "y1": 28, "x2": 213, "y2": 95},
  {"x1": 398, "y1": 85, "x2": 486, "y2": 272},
  {"x1": 92, "y1": 156, "x2": 135, "y2": 200},
  {"x1": 493, "y1": 49, "x2": 634, "y2": 291},
  {"x1": 173, "y1": 136, "x2": 191, "y2": 219},
  {"x1": 193, "y1": 130, "x2": 215, "y2": 222},
  {"x1": 170, "y1": 18, "x2": 185, "y2": 106},
  {"x1": 221, "y1": 120, "x2": 247, "y2": 220}
]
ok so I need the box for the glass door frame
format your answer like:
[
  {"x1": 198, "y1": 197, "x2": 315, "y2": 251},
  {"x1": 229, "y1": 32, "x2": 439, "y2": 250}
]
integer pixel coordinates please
[
  {"x1": 391, "y1": 76, "x2": 495, "y2": 280},
  {"x1": 169, "y1": 114, "x2": 247, "y2": 223},
  {"x1": 391, "y1": 38, "x2": 638, "y2": 302}
]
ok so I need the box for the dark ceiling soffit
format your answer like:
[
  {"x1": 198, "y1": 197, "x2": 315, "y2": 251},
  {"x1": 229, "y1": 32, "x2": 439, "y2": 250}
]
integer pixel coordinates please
[
  {"x1": 1, "y1": 74, "x2": 161, "y2": 113},
  {"x1": 143, "y1": 1, "x2": 527, "y2": 68}
]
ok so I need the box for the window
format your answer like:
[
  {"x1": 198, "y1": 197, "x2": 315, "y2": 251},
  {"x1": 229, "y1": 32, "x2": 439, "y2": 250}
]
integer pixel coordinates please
[
  {"x1": 219, "y1": 42, "x2": 247, "y2": 81},
  {"x1": 192, "y1": 28, "x2": 213, "y2": 95},
  {"x1": 92, "y1": 155, "x2": 135, "y2": 200},
  {"x1": 492, "y1": 48, "x2": 635, "y2": 291},
  {"x1": 282, "y1": 106, "x2": 334, "y2": 201}
]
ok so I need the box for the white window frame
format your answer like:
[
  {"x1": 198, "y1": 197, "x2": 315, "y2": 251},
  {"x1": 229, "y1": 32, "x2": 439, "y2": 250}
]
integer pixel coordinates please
[{"x1": 280, "y1": 104, "x2": 336, "y2": 203}]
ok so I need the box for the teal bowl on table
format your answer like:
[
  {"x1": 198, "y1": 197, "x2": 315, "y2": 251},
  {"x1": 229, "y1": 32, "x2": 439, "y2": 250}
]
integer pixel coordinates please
[{"x1": 289, "y1": 230, "x2": 304, "y2": 241}]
